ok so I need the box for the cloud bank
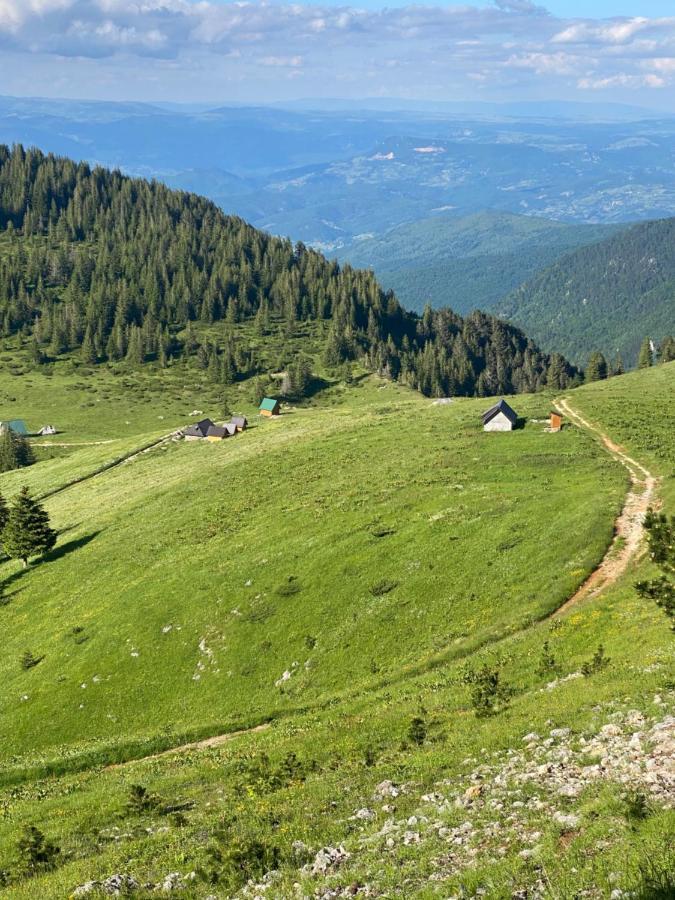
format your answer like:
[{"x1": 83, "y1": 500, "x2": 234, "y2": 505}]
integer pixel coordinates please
[{"x1": 1, "y1": 0, "x2": 675, "y2": 104}]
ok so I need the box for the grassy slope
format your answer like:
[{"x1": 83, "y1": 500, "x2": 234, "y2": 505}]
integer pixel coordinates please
[
  {"x1": 0, "y1": 365, "x2": 672, "y2": 898},
  {"x1": 1, "y1": 375, "x2": 623, "y2": 774}
]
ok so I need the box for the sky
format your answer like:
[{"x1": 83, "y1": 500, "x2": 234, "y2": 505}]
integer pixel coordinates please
[{"x1": 2, "y1": 1, "x2": 675, "y2": 108}]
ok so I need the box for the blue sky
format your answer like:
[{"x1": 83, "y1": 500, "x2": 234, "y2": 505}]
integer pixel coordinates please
[{"x1": 1, "y1": 1, "x2": 675, "y2": 108}]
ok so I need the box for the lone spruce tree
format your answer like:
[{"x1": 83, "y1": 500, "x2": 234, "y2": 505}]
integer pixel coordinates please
[
  {"x1": 637, "y1": 337, "x2": 653, "y2": 369},
  {"x1": 0, "y1": 428, "x2": 34, "y2": 473},
  {"x1": 2, "y1": 487, "x2": 57, "y2": 568},
  {"x1": 586, "y1": 351, "x2": 608, "y2": 382}
]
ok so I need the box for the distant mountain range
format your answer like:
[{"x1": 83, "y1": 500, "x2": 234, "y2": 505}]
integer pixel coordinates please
[
  {"x1": 338, "y1": 211, "x2": 622, "y2": 315},
  {"x1": 497, "y1": 217, "x2": 675, "y2": 367},
  {"x1": 3, "y1": 95, "x2": 675, "y2": 247}
]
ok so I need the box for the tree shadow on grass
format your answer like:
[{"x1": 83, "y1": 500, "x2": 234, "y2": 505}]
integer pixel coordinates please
[{"x1": 0, "y1": 531, "x2": 102, "y2": 601}]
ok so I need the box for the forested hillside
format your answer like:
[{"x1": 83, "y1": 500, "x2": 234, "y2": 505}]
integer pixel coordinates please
[
  {"x1": 0, "y1": 145, "x2": 580, "y2": 398},
  {"x1": 339, "y1": 211, "x2": 620, "y2": 315},
  {"x1": 498, "y1": 217, "x2": 675, "y2": 367}
]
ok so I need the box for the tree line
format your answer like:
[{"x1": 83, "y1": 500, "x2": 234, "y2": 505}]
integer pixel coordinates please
[
  {"x1": 0, "y1": 144, "x2": 581, "y2": 398},
  {"x1": 586, "y1": 335, "x2": 674, "y2": 382}
]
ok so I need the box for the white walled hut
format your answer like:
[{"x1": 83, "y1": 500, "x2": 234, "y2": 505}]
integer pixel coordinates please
[{"x1": 482, "y1": 399, "x2": 518, "y2": 432}]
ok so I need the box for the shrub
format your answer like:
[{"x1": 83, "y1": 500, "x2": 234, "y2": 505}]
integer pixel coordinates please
[
  {"x1": 581, "y1": 644, "x2": 610, "y2": 676},
  {"x1": 124, "y1": 784, "x2": 160, "y2": 816},
  {"x1": 200, "y1": 830, "x2": 280, "y2": 889},
  {"x1": 408, "y1": 716, "x2": 427, "y2": 746},
  {"x1": 20, "y1": 650, "x2": 43, "y2": 671},
  {"x1": 537, "y1": 640, "x2": 558, "y2": 677},
  {"x1": 462, "y1": 663, "x2": 511, "y2": 717},
  {"x1": 369, "y1": 579, "x2": 398, "y2": 597},
  {"x1": 15, "y1": 825, "x2": 60, "y2": 877}
]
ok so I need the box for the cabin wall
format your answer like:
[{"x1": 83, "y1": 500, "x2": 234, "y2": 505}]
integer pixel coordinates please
[{"x1": 484, "y1": 412, "x2": 513, "y2": 432}]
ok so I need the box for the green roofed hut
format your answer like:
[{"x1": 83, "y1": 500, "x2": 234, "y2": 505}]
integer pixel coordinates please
[
  {"x1": 0, "y1": 419, "x2": 28, "y2": 435},
  {"x1": 259, "y1": 398, "x2": 281, "y2": 418}
]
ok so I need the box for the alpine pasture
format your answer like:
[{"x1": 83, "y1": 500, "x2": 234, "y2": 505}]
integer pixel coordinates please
[{"x1": 0, "y1": 363, "x2": 673, "y2": 898}]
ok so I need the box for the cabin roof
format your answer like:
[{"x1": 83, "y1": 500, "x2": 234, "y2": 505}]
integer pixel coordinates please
[
  {"x1": 0, "y1": 419, "x2": 28, "y2": 434},
  {"x1": 206, "y1": 425, "x2": 228, "y2": 438},
  {"x1": 184, "y1": 417, "x2": 215, "y2": 438},
  {"x1": 482, "y1": 399, "x2": 518, "y2": 425},
  {"x1": 230, "y1": 415, "x2": 247, "y2": 427},
  {"x1": 259, "y1": 397, "x2": 279, "y2": 412}
]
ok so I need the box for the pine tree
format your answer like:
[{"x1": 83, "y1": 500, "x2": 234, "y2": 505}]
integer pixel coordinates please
[
  {"x1": 0, "y1": 491, "x2": 8, "y2": 536},
  {"x1": 586, "y1": 350, "x2": 608, "y2": 382},
  {"x1": 2, "y1": 487, "x2": 57, "y2": 567},
  {"x1": 637, "y1": 337, "x2": 653, "y2": 369},
  {"x1": 0, "y1": 429, "x2": 35, "y2": 473},
  {"x1": 658, "y1": 336, "x2": 675, "y2": 363},
  {"x1": 610, "y1": 354, "x2": 625, "y2": 376}
]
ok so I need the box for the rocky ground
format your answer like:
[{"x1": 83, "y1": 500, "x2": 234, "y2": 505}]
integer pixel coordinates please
[{"x1": 72, "y1": 699, "x2": 674, "y2": 898}]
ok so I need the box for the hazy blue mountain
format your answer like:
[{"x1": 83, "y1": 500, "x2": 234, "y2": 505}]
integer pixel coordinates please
[
  {"x1": 337, "y1": 211, "x2": 622, "y2": 314},
  {"x1": 3, "y1": 96, "x2": 675, "y2": 247},
  {"x1": 497, "y1": 217, "x2": 675, "y2": 367}
]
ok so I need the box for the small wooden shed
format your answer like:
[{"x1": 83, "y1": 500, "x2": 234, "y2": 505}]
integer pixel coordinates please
[
  {"x1": 230, "y1": 415, "x2": 248, "y2": 432},
  {"x1": 205, "y1": 425, "x2": 229, "y2": 442},
  {"x1": 550, "y1": 410, "x2": 563, "y2": 432},
  {"x1": 259, "y1": 398, "x2": 281, "y2": 418},
  {"x1": 0, "y1": 419, "x2": 28, "y2": 435},
  {"x1": 482, "y1": 399, "x2": 518, "y2": 432}
]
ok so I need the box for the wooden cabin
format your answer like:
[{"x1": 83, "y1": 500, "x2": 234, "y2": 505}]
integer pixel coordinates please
[
  {"x1": 205, "y1": 425, "x2": 229, "y2": 442},
  {"x1": 0, "y1": 419, "x2": 28, "y2": 435},
  {"x1": 482, "y1": 399, "x2": 518, "y2": 432},
  {"x1": 230, "y1": 416, "x2": 248, "y2": 432},
  {"x1": 550, "y1": 411, "x2": 563, "y2": 432},
  {"x1": 184, "y1": 418, "x2": 215, "y2": 441},
  {"x1": 259, "y1": 398, "x2": 281, "y2": 418}
]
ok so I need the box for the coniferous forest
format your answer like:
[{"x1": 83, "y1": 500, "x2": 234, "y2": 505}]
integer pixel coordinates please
[{"x1": 0, "y1": 145, "x2": 581, "y2": 397}]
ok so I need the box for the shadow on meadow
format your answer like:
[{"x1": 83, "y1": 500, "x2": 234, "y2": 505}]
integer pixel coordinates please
[{"x1": 0, "y1": 530, "x2": 102, "y2": 601}]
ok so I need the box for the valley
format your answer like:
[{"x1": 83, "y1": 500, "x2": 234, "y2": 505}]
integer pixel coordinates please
[{"x1": 0, "y1": 141, "x2": 672, "y2": 899}]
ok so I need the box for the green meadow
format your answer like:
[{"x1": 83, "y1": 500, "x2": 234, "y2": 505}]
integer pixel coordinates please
[{"x1": 0, "y1": 362, "x2": 673, "y2": 898}]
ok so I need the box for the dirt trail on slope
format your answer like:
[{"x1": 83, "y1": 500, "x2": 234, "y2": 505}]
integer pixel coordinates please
[
  {"x1": 552, "y1": 397, "x2": 657, "y2": 617},
  {"x1": 106, "y1": 723, "x2": 271, "y2": 770}
]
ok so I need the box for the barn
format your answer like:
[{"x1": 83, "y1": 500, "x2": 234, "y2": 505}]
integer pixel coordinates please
[
  {"x1": 482, "y1": 399, "x2": 518, "y2": 432},
  {"x1": 259, "y1": 398, "x2": 281, "y2": 417},
  {"x1": 550, "y1": 410, "x2": 563, "y2": 432}
]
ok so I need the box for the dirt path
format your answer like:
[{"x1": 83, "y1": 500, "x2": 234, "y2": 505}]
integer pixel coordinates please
[
  {"x1": 552, "y1": 397, "x2": 657, "y2": 617},
  {"x1": 106, "y1": 723, "x2": 271, "y2": 769}
]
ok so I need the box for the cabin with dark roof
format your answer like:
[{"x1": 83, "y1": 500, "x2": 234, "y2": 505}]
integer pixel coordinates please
[
  {"x1": 184, "y1": 418, "x2": 215, "y2": 441},
  {"x1": 259, "y1": 398, "x2": 281, "y2": 417},
  {"x1": 230, "y1": 415, "x2": 248, "y2": 432},
  {"x1": 205, "y1": 425, "x2": 230, "y2": 442},
  {"x1": 482, "y1": 399, "x2": 518, "y2": 432}
]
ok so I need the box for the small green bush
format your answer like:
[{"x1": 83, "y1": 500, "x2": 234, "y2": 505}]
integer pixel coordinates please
[{"x1": 369, "y1": 579, "x2": 398, "y2": 597}]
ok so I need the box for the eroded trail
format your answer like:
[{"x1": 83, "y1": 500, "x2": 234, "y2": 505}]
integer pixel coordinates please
[{"x1": 552, "y1": 397, "x2": 657, "y2": 617}]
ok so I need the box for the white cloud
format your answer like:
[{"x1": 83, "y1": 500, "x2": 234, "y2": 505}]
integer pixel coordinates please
[{"x1": 1, "y1": 1, "x2": 675, "y2": 101}]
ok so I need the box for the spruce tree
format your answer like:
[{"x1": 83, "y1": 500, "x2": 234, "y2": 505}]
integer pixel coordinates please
[
  {"x1": 658, "y1": 336, "x2": 675, "y2": 363},
  {"x1": 637, "y1": 337, "x2": 653, "y2": 369},
  {"x1": 586, "y1": 351, "x2": 608, "y2": 382},
  {"x1": 0, "y1": 491, "x2": 8, "y2": 536},
  {"x1": 0, "y1": 429, "x2": 35, "y2": 473},
  {"x1": 2, "y1": 487, "x2": 57, "y2": 567}
]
